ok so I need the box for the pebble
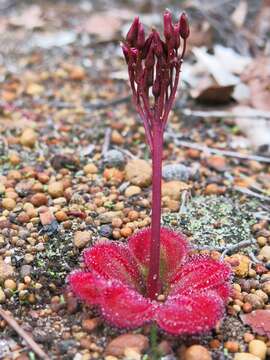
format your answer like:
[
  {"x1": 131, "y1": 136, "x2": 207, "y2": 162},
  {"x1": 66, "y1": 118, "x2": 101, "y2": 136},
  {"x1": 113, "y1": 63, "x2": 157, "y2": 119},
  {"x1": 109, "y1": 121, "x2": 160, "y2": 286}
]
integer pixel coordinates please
[
  {"x1": 162, "y1": 181, "x2": 190, "y2": 200},
  {"x1": 0, "y1": 259, "x2": 14, "y2": 282},
  {"x1": 105, "y1": 334, "x2": 149, "y2": 357},
  {"x1": 224, "y1": 341, "x2": 239, "y2": 353},
  {"x1": 48, "y1": 181, "x2": 64, "y2": 198},
  {"x1": 99, "y1": 225, "x2": 113, "y2": 238},
  {"x1": 82, "y1": 318, "x2": 99, "y2": 332},
  {"x1": 103, "y1": 168, "x2": 124, "y2": 184},
  {"x1": 83, "y1": 163, "x2": 98, "y2": 175},
  {"x1": 20, "y1": 128, "x2": 37, "y2": 147},
  {"x1": 204, "y1": 183, "x2": 226, "y2": 195},
  {"x1": 111, "y1": 130, "x2": 124, "y2": 145},
  {"x1": 248, "y1": 340, "x2": 267, "y2": 360},
  {"x1": 0, "y1": 287, "x2": 6, "y2": 303},
  {"x1": 31, "y1": 193, "x2": 48, "y2": 207},
  {"x1": 244, "y1": 294, "x2": 264, "y2": 309},
  {"x1": 98, "y1": 211, "x2": 123, "y2": 224},
  {"x1": 206, "y1": 155, "x2": 227, "y2": 172},
  {"x1": 234, "y1": 354, "x2": 260, "y2": 360},
  {"x1": 2, "y1": 198, "x2": 16, "y2": 210},
  {"x1": 20, "y1": 265, "x2": 32, "y2": 278},
  {"x1": 125, "y1": 159, "x2": 152, "y2": 187},
  {"x1": 73, "y1": 231, "x2": 92, "y2": 249},
  {"x1": 4, "y1": 279, "x2": 16, "y2": 290},
  {"x1": 231, "y1": 254, "x2": 250, "y2": 277},
  {"x1": 162, "y1": 164, "x2": 191, "y2": 181},
  {"x1": 259, "y1": 246, "x2": 270, "y2": 261},
  {"x1": 125, "y1": 185, "x2": 141, "y2": 197},
  {"x1": 184, "y1": 345, "x2": 212, "y2": 360},
  {"x1": 104, "y1": 149, "x2": 126, "y2": 168}
]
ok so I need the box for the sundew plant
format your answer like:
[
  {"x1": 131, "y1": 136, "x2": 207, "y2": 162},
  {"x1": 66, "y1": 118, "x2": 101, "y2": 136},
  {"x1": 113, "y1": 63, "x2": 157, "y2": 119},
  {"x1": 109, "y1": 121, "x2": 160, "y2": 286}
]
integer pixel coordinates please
[{"x1": 68, "y1": 10, "x2": 232, "y2": 338}]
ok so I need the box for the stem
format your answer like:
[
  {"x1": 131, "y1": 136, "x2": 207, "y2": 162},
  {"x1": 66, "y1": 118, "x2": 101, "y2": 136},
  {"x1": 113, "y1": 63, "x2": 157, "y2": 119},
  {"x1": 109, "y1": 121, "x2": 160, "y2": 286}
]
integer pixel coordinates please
[
  {"x1": 147, "y1": 122, "x2": 163, "y2": 300},
  {"x1": 150, "y1": 324, "x2": 159, "y2": 360}
]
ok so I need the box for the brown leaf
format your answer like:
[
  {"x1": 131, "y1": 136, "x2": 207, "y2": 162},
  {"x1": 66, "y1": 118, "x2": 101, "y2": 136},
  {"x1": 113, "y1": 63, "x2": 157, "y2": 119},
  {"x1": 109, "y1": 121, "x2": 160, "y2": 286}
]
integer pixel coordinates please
[
  {"x1": 242, "y1": 57, "x2": 270, "y2": 111},
  {"x1": 240, "y1": 310, "x2": 270, "y2": 338},
  {"x1": 82, "y1": 13, "x2": 121, "y2": 40}
]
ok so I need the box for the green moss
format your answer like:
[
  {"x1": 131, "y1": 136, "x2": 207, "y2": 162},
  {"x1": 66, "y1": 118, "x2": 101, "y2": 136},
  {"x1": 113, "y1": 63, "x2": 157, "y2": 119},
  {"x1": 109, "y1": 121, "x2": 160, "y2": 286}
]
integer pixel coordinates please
[{"x1": 163, "y1": 195, "x2": 257, "y2": 248}]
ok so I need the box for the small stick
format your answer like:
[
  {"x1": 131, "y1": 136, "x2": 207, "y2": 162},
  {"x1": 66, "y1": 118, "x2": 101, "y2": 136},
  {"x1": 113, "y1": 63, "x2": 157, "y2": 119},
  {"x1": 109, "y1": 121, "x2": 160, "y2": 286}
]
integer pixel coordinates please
[
  {"x1": 167, "y1": 134, "x2": 270, "y2": 164},
  {"x1": 234, "y1": 186, "x2": 270, "y2": 202},
  {"x1": 0, "y1": 308, "x2": 50, "y2": 360},
  {"x1": 102, "y1": 128, "x2": 112, "y2": 155},
  {"x1": 194, "y1": 239, "x2": 255, "y2": 258},
  {"x1": 248, "y1": 251, "x2": 262, "y2": 264},
  {"x1": 179, "y1": 108, "x2": 270, "y2": 120}
]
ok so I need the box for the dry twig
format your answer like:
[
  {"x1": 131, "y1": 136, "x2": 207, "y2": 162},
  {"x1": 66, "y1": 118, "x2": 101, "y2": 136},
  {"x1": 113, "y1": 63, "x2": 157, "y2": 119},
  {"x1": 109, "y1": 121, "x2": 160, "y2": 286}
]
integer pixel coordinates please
[
  {"x1": 0, "y1": 308, "x2": 50, "y2": 360},
  {"x1": 180, "y1": 108, "x2": 270, "y2": 120},
  {"x1": 167, "y1": 134, "x2": 270, "y2": 164}
]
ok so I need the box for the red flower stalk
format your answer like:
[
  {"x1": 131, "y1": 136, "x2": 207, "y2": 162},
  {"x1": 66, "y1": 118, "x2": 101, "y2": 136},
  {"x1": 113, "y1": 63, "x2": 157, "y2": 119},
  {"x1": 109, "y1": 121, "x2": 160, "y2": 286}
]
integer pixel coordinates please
[
  {"x1": 122, "y1": 10, "x2": 189, "y2": 299},
  {"x1": 68, "y1": 11, "x2": 232, "y2": 336},
  {"x1": 69, "y1": 228, "x2": 232, "y2": 335}
]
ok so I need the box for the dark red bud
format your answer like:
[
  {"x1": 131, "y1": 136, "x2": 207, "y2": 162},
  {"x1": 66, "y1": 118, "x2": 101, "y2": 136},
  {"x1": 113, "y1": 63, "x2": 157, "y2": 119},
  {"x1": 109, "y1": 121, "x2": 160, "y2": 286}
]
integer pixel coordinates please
[
  {"x1": 145, "y1": 48, "x2": 155, "y2": 68},
  {"x1": 126, "y1": 16, "x2": 140, "y2": 46},
  {"x1": 173, "y1": 24, "x2": 180, "y2": 49},
  {"x1": 141, "y1": 33, "x2": 154, "y2": 59},
  {"x1": 144, "y1": 68, "x2": 154, "y2": 87},
  {"x1": 152, "y1": 31, "x2": 163, "y2": 56},
  {"x1": 163, "y1": 9, "x2": 174, "y2": 40},
  {"x1": 122, "y1": 44, "x2": 130, "y2": 63},
  {"x1": 152, "y1": 77, "x2": 161, "y2": 97},
  {"x1": 137, "y1": 23, "x2": 145, "y2": 49},
  {"x1": 128, "y1": 47, "x2": 139, "y2": 66},
  {"x1": 179, "y1": 13, "x2": 190, "y2": 39}
]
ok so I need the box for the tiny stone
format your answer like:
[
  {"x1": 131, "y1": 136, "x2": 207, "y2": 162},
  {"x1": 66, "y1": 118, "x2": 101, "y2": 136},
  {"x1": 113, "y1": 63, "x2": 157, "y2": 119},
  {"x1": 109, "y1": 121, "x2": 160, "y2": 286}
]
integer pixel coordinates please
[
  {"x1": 104, "y1": 150, "x2": 125, "y2": 168},
  {"x1": 4, "y1": 279, "x2": 16, "y2": 291},
  {"x1": 234, "y1": 354, "x2": 260, "y2": 360},
  {"x1": 99, "y1": 225, "x2": 113, "y2": 238},
  {"x1": 31, "y1": 193, "x2": 48, "y2": 207},
  {"x1": 82, "y1": 318, "x2": 99, "y2": 332},
  {"x1": 20, "y1": 128, "x2": 37, "y2": 148},
  {"x1": 105, "y1": 334, "x2": 149, "y2": 357},
  {"x1": 184, "y1": 345, "x2": 212, "y2": 360},
  {"x1": 0, "y1": 259, "x2": 14, "y2": 282},
  {"x1": 259, "y1": 246, "x2": 270, "y2": 261},
  {"x1": 0, "y1": 287, "x2": 6, "y2": 303},
  {"x1": 125, "y1": 185, "x2": 141, "y2": 198},
  {"x1": 74, "y1": 231, "x2": 92, "y2": 249},
  {"x1": 20, "y1": 265, "x2": 32, "y2": 278},
  {"x1": 84, "y1": 163, "x2": 98, "y2": 174},
  {"x1": 248, "y1": 339, "x2": 267, "y2": 360},
  {"x1": 162, "y1": 164, "x2": 191, "y2": 181},
  {"x1": 48, "y1": 181, "x2": 64, "y2": 198},
  {"x1": 162, "y1": 181, "x2": 190, "y2": 200},
  {"x1": 125, "y1": 159, "x2": 152, "y2": 187},
  {"x1": 2, "y1": 198, "x2": 16, "y2": 211}
]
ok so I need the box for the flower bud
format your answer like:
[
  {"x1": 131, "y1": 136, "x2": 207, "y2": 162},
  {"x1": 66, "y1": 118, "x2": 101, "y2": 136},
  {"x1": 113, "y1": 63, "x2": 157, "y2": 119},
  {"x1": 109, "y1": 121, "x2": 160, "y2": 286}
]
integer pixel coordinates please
[
  {"x1": 152, "y1": 77, "x2": 161, "y2": 97},
  {"x1": 141, "y1": 33, "x2": 154, "y2": 59},
  {"x1": 179, "y1": 13, "x2": 190, "y2": 39},
  {"x1": 173, "y1": 24, "x2": 180, "y2": 49},
  {"x1": 152, "y1": 31, "x2": 163, "y2": 56},
  {"x1": 163, "y1": 9, "x2": 174, "y2": 40},
  {"x1": 145, "y1": 48, "x2": 155, "y2": 69},
  {"x1": 126, "y1": 16, "x2": 140, "y2": 46},
  {"x1": 137, "y1": 23, "x2": 145, "y2": 49},
  {"x1": 122, "y1": 44, "x2": 130, "y2": 63}
]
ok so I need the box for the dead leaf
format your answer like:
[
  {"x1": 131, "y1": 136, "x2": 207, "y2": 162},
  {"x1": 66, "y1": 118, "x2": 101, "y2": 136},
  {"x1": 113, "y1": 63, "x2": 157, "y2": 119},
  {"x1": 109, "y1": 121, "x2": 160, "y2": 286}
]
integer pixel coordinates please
[
  {"x1": 242, "y1": 57, "x2": 270, "y2": 111},
  {"x1": 231, "y1": 0, "x2": 248, "y2": 28},
  {"x1": 9, "y1": 5, "x2": 44, "y2": 30},
  {"x1": 82, "y1": 12, "x2": 121, "y2": 40},
  {"x1": 233, "y1": 106, "x2": 270, "y2": 151},
  {"x1": 240, "y1": 310, "x2": 270, "y2": 338}
]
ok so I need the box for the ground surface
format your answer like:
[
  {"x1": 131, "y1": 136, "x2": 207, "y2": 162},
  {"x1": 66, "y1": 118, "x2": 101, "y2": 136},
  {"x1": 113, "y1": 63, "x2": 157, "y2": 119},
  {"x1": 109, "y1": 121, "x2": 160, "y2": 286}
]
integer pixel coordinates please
[{"x1": 0, "y1": 1, "x2": 270, "y2": 360}]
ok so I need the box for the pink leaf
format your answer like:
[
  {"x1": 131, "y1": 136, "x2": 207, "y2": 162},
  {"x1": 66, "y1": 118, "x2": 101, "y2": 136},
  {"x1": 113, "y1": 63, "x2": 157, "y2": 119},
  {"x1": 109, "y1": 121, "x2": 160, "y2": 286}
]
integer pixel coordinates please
[
  {"x1": 156, "y1": 291, "x2": 224, "y2": 335},
  {"x1": 83, "y1": 242, "x2": 142, "y2": 290},
  {"x1": 68, "y1": 271, "x2": 103, "y2": 305},
  {"x1": 128, "y1": 227, "x2": 188, "y2": 284},
  {"x1": 100, "y1": 281, "x2": 155, "y2": 329},
  {"x1": 240, "y1": 310, "x2": 270, "y2": 338},
  {"x1": 169, "y1": 255, "x2": 232, "y2": 300}
]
